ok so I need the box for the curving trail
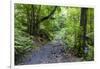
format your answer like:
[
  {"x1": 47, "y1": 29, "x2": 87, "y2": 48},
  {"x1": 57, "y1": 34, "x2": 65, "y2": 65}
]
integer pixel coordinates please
[{"x1": 20, "y1": 39, "x2": 82, "y2": 65}]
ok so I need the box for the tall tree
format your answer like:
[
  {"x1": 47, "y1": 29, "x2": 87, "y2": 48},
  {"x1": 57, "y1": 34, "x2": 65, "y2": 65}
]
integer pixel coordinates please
[
  {"x1": 80, "y1": 8, "x2": 88, "y2": 58},
  {"x1": 26, "y1": 5, "x2": 57, "y2": 36}
]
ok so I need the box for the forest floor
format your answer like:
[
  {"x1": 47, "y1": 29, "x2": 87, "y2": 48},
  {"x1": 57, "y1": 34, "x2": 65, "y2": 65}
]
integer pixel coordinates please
[{"x1": 18, "y1": 38, "x2": 83, "y2": 65}]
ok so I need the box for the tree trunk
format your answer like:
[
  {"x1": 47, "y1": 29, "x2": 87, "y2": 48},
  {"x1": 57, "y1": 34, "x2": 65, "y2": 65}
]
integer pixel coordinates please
[
  {"x1": 78, "y1": 8, "x2": 88, "y2": 58},
  {"x1": 27, "y1": 5, "x2": 57, "y2": 36}
]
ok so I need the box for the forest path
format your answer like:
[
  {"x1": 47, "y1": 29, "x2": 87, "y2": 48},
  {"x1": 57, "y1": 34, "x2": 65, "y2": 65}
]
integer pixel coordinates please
[
  {"x1": 22, "y1": 39, "x2": 82, "y2": 65},
  {"x1": 21, "y1": 30, "x2": 82, "y2": 65}
]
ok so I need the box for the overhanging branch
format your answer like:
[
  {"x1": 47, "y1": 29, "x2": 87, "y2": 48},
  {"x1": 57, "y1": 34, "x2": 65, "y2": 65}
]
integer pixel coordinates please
[{"x1": 40, "y1": 6, "x2": 57, "y2": 23}]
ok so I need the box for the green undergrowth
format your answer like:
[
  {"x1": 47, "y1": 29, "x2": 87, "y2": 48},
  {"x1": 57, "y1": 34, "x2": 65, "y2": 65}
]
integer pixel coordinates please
[{"x1": 15, "y1": 28, "x2": 38, "y2": 64}]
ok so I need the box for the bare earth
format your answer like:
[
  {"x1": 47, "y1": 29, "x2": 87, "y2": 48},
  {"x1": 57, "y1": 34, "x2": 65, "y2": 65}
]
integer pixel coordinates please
[{"x1": 18, "y1": 39, "x2": 82, "y2": 65}]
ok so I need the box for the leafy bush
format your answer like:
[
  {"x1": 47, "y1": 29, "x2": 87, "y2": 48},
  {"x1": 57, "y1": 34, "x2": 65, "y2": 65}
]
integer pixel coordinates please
[{"x1": 14, "y1": 28, "x2": 37, "y2": 64}]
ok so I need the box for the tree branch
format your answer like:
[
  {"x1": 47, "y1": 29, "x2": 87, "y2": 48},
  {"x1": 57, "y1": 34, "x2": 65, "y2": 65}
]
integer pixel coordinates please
[{"x1": 40, "y1": 6, "x2": 57, "y2": 22}]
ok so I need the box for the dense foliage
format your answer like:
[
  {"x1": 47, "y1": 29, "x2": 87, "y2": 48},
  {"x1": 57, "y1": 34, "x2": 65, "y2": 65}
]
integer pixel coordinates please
[{"x1": 14, "y1": 4, "x2": 94, "y2": 64}]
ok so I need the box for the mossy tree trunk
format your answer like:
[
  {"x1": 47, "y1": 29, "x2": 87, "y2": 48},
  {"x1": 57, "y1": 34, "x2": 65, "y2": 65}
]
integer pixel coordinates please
[
  {"x1": 74, "y1": 8, "x2": 88, "y2": 58},
  {"x1": 26, "y1": 5, "x2": 57, "y2": 36},
  {"x1": 79, "y1": 8, "x2": 88, "y2": 58}
]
